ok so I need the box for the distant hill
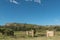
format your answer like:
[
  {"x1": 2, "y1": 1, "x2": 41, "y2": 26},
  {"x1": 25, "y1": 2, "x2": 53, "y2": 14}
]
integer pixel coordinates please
[{"x1": 0, "y1": 23, "x2": 60, "y2": 31}]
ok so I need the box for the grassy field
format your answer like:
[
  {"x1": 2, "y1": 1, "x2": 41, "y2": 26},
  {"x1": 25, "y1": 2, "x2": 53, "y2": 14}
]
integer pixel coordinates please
[
  {"x1": 0, "y1": 36, "x2": 60, "y2": 40},
  {"x1": 0, "y1": 31, "x2": 60, "y2": 40}
]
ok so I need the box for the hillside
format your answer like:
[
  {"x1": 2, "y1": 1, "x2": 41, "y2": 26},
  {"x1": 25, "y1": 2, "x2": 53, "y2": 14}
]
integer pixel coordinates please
[{"x1": 0, "y1": 23, "x2": 60, "y2": 31}]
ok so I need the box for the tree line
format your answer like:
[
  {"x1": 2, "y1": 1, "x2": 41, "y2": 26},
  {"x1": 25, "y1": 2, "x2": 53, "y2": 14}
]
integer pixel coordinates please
[{"x1": 0, "y1": 23, "x2": 60, "y2": 31}]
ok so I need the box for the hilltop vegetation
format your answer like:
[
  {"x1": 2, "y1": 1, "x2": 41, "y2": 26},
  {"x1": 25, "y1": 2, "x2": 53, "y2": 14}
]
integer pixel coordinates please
[{"x1": 0, "y1": 23, "x2": 60, "y2": 32}]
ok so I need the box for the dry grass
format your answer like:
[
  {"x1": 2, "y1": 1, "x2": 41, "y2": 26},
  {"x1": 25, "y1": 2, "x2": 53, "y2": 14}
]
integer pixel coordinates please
[
  {"x1": 0, "y1": 36, "x2": 60, "y2": 40},
  {"x1": 0, "y1": 31, "x2": 60, "y2": 40}
]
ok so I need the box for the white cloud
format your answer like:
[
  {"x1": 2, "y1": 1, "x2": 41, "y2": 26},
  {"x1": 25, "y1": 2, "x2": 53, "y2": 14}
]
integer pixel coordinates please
[
  {"x1": 25, "y1": 0, "x2": 41, "y2": 4},
  {"x1": 9, "y1": 0, "x2": 41, "y2": 4},
  {"x1": 25, "y1": 0, "x2": 33, "y2": 1},
  {"x1": 10, "y1": 0, "x2": 18, "y2": 4},
  {"x1": 34, "y1": 0, "x2": 41, "y2": 4}
]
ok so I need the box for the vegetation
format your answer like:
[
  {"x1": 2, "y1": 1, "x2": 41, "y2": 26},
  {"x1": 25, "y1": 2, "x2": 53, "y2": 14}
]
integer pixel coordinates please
[
  {"x1": 0, "y1": 23, "x2": 60, "y2": 32},
  {"x1": 0, "y1": 23, "x2": 60, "y2": 40}
]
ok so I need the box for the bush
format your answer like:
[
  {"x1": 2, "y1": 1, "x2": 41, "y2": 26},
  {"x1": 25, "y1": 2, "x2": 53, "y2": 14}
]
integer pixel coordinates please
[{"x1": 0, "y1": 28, "x2": 14, "y2": 36}]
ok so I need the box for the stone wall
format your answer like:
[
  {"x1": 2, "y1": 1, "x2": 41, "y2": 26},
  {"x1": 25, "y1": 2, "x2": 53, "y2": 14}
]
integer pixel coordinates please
[
  {"x1": 46, "y1": 30, "x2": 55, "y2": 37},
  {"x1": 26, "y1": 30, "x2": 35, "y2": 37}
]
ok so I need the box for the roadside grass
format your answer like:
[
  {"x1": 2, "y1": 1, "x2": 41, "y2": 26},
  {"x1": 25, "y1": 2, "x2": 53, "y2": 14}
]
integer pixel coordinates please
[{"x1": 0, "y1": 31, "x2": 60, "y2": 40}]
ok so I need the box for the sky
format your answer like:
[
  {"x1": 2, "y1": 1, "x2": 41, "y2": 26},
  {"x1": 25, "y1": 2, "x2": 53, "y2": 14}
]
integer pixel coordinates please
[{"x1": 0, "y1": 0, "x2": 60, "y2": 25}]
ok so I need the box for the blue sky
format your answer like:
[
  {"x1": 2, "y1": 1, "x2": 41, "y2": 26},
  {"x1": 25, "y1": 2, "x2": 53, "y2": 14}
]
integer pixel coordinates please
[{"x1": 0, "y1": 0, "x2": 60, "y2": 25}]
